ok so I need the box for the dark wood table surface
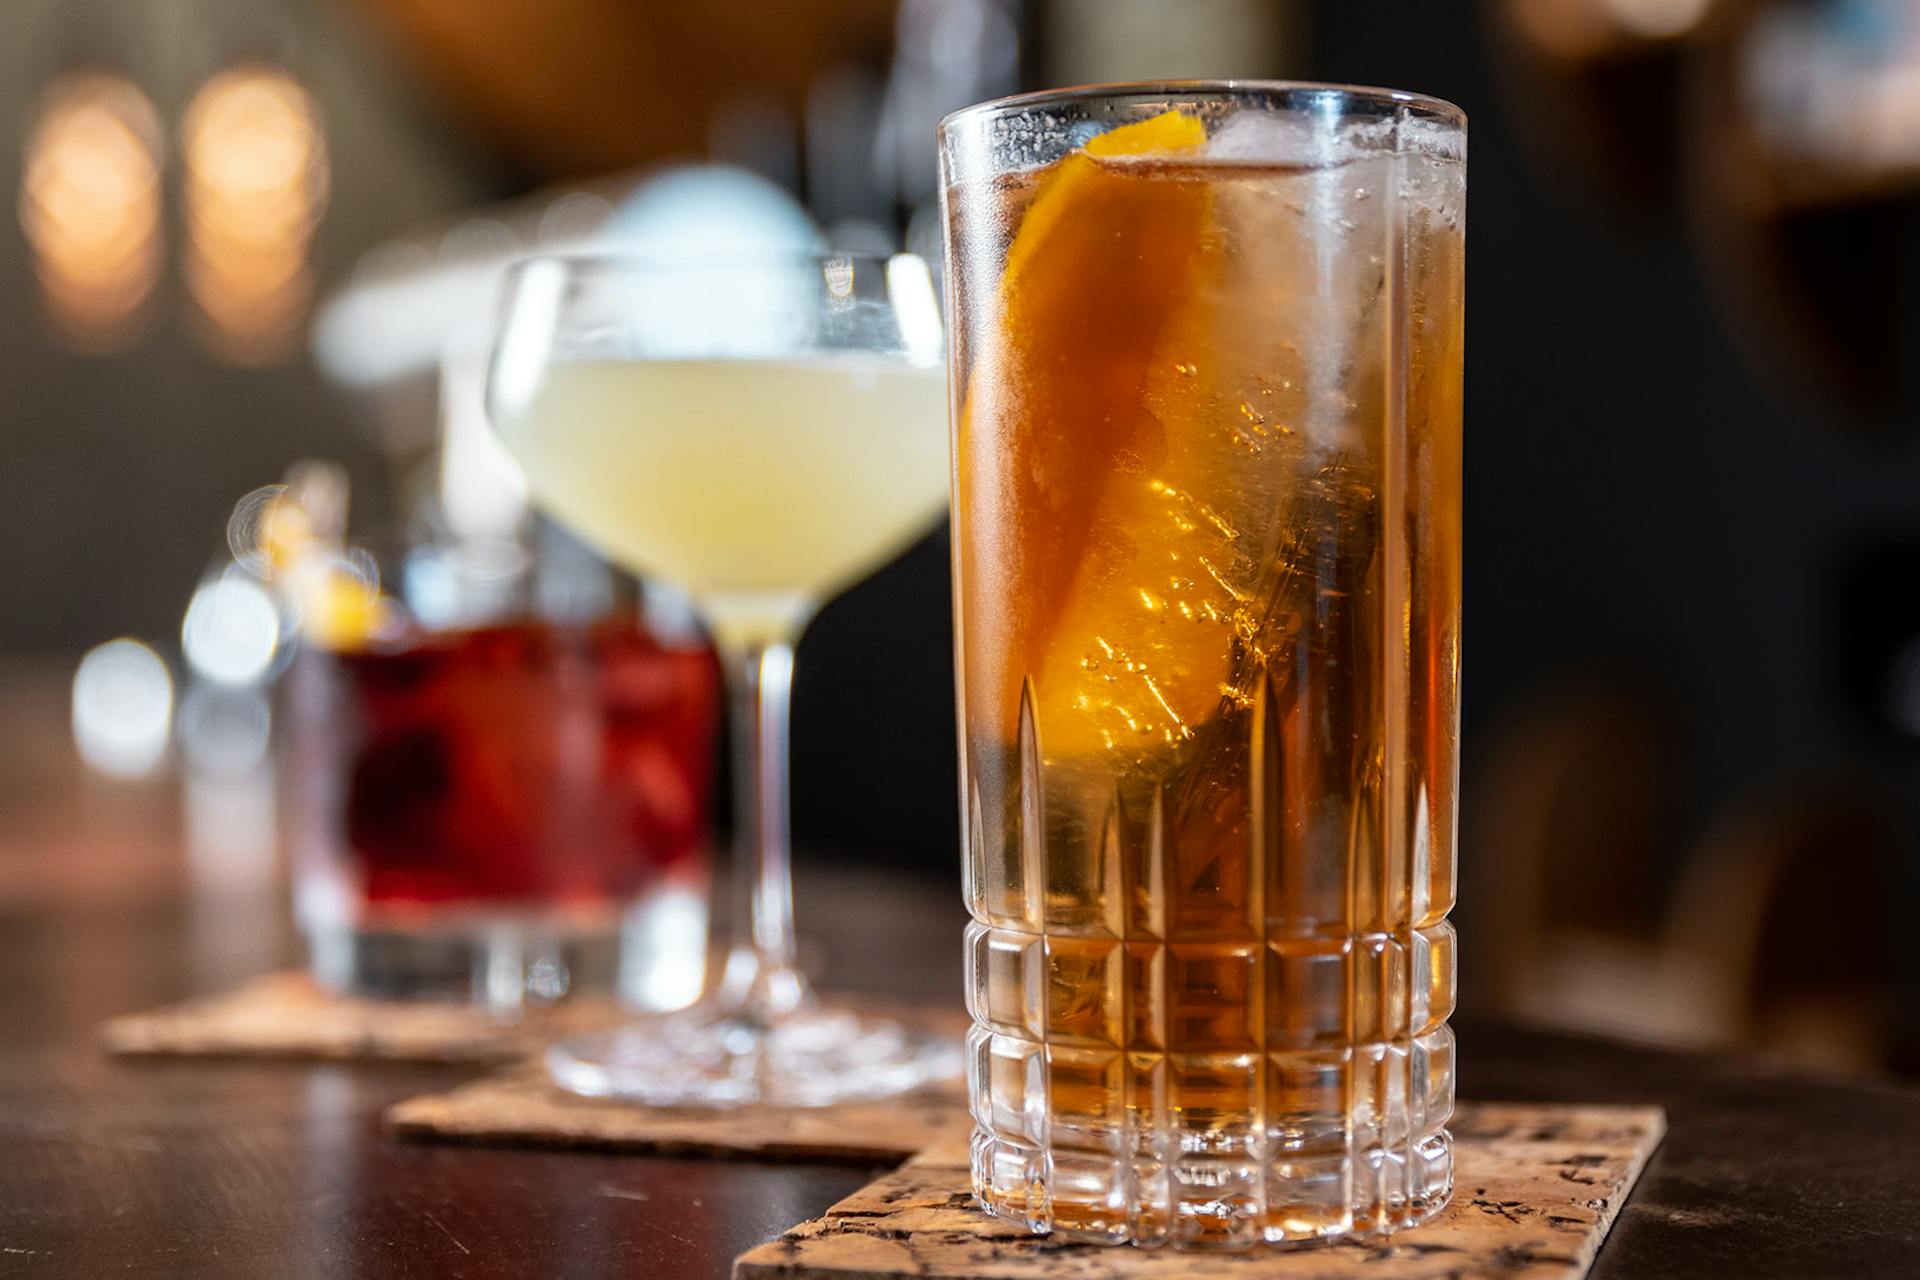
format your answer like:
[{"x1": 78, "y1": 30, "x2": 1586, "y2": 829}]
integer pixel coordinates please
[{"x1": 4, "y1": 666, "x2": 1919, "y2": 1278}]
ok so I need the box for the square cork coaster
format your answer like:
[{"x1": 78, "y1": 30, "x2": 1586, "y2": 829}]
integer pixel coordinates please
[
  {"x1": 386, "y1": 1004, "x2": 972, "y2": 1163},
  {"x1": 733, "y1": 1102, "x2": 1665, "y2": 1279},
  {"x1": 100, "y1": 970, "x2": 627, "y2": 1065}
]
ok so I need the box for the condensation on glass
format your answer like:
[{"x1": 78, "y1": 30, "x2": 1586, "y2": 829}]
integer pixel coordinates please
[{"x1": 940, "y1": 82, "x2": 1465, "y2": 1249}]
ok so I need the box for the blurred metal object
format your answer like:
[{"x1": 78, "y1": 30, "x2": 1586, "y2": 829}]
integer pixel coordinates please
[{"x1": 18, "y1": 70, "x2": 165, "y2": 352}]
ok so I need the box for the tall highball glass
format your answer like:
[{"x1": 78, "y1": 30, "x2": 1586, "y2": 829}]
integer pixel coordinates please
[{"x1": 941, "y1": 83, "x2": 1465, "y2": 1247}]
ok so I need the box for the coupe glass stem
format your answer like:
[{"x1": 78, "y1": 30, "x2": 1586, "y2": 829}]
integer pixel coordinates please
[{"x1": 716, "y1": 636, "x2": 810, "y2": 1023}]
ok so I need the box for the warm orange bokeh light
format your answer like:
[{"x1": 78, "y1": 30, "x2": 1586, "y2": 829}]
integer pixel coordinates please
[
  {"x1": 181, "y1": 65, "x2": 330, "y2": 364},
  {"x1": 18, "y1": 71, "x2": 165, "y2": 351}
]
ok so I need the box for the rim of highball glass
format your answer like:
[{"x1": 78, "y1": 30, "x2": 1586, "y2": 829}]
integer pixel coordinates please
[{"x1": 937, "y1": 77, "x2": 1467, "y2": 140}]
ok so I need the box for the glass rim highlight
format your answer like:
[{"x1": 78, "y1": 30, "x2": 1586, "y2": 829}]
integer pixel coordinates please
[
  {"x1": 497, "y1": 249, "x2": 932, "y2": 281},
  {"x1": 938, "y1": 78, "x2": 1467, "y2": 141}
]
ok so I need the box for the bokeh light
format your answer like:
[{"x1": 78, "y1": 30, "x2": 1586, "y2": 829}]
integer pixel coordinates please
[
  {"x1": 181, "y1": 574, "x2": 282, "y2": 686},
  {"x1": 181, "y1": 65, "x2": 329, "y2": 364},
  {"x1": 1507, "y1": 0, "x2": 1712, "y2": 57},
  {"x1": 71, "y1": 639, "x2": 174, "y2": 778},
  {"x1": 1742, "y1": 0, "x2": 1920, "y2": 179},
  {"x1": 588, "y1": 166, "x2": 826, "y2": 361},
  {"x1": 604, "y1": 163, "x2": 819, "y2": 258},
  {"x1": 440, "y1": 346, "x2": 529, "y2": 541},
  {"x1": 538, "y1": 190, "x2": 614, "y2": 244},
  {"x1": 287, "y1": 549, "x2": 389, "y2": 650},
  {"x1": 1604, "y1": 0, "x2": 1713, "y2": 40},
  {"x1": 886, "y1": 253, "x2": 943, "y2": 368},
  {"x1": 227, "y1": 484, "x2": 295, "y2": 576},
  {"x1": 18, "y1": 70, "x2": 164, "y2": 351}
]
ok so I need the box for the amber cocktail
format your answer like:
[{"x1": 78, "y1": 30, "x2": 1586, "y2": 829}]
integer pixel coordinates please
[{"x1": 941, "y1": 83, "x2": 1465, "y2": 1248}]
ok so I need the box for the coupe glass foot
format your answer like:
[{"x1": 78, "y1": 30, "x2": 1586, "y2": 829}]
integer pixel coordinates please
[{"x1": 546, "y1": 1000, "x2": 962, "y2": 1108}]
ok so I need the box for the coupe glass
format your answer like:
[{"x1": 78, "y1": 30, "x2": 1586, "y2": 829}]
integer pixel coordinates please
[{"x1": 487, "y1": 253, "x2": 957, "y2": 1105}]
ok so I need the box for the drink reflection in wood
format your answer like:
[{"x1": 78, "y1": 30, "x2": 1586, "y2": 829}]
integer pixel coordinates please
[{"x1": 940, "y1": 83, "x2": 1465, "y2": 1248}]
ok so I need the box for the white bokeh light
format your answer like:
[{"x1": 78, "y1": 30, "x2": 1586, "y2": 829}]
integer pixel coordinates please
[
  {"x1": 886, "y1": 253, "x2": 944, "y2": 368},
  {"x1": 182, "y1": 573, "x2": 281, "y2": 685},
  {"x1": 226, "y1": 484, "x2": 288, "y2": 574},
  {"x1": 604, "y1": 165, "x2": 823, "y2": 359},
  {"x1": 1604, "y1": 0, "x2": 1712, "y2": 39},
  {"x1": 440, "y1": 345, "x2": 528, "y2": 541},
  {"x1": 72, "y1": 639, "x2": 174, "y2": 777}
]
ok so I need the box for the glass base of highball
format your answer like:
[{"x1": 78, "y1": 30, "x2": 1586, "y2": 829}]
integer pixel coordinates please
[{"x1": 545, "y1": 1001, "x2": 965, "y2": 1108}]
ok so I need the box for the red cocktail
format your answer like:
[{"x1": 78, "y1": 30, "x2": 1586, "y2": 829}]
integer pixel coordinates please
[{"x1": 288, "y1": 615, "x2": 719, "y2": 1006}]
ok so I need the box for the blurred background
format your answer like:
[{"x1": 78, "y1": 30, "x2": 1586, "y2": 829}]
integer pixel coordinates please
[{"x1": 3, "y1": 0, "x2": 1919, "y2": 1074}]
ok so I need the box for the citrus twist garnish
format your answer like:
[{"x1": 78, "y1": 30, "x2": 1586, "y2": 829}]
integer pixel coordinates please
[{"x1": 959, "y1": 110, "x2": 1249, "y2": 761}]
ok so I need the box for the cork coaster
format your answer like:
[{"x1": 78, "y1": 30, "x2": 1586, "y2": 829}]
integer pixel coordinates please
[
  {"x1": 733, "y1": 1102, "x2": 1665, "y2": 1278},
  {"x1": 100, "y1": 970, "x2": 626, "y2": 1065},
  {"x1": 389, "y1": 1068, "x2": 968, "y2": 1163},
  {"x1": 387, "y1": 1006, "x2": 972, "y2": 1163}
]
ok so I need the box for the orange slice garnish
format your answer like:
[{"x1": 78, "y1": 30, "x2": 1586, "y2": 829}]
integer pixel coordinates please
[{"x1": 959, "y1": 110, "x2": 1259, "y2": 762}]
